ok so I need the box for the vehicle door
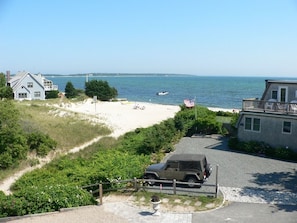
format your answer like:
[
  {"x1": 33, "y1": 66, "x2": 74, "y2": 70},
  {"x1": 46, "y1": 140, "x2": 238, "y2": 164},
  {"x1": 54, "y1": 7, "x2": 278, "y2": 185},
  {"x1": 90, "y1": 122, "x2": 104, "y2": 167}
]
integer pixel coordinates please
[{"x1": 159, "y1": 161, "x2": 180, "y2": 180}]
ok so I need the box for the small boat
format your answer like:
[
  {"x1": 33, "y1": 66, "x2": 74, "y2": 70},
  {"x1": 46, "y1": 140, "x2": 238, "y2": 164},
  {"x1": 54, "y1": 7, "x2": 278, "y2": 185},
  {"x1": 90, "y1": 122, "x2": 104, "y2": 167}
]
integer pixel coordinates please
[{"x1": 156, "y1": 91, "x2": 169, "y2": 96}]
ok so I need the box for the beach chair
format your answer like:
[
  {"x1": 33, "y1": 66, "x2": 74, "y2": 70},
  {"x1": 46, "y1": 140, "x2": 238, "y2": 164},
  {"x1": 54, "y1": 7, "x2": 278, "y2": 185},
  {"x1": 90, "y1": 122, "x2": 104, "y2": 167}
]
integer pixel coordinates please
[
  {"x1": 290, "y1": 100, "x2": 297, "y2": 113},
  {"x1": 265, "y1": 99, "x2": 276, "y2": 110}
]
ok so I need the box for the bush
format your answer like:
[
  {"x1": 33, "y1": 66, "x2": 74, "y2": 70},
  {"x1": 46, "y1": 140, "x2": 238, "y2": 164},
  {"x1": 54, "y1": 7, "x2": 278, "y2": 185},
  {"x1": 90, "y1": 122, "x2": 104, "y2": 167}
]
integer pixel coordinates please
[
  {"x1": 27, "y1": 132, "x2": 57, "y2": 157},
  {"x1": 0, "y1": 185, "x2": 96, "y2": 217},
  {"x1": 45, "y1": 90, "x2": 59, "y2": 99},
  {"x1": 228, "y1": 138, "x2": 297, "y2": 162},
  {"x1": 0, "y1": 195, "x2": 26, "y2": 217}
]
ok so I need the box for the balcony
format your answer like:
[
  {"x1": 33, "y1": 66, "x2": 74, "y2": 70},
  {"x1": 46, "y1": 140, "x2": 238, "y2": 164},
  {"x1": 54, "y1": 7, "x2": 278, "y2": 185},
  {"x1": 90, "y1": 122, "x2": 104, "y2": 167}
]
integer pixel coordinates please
[{"x1": 242, "y1": 98, "x2": 297, "y2": 115}]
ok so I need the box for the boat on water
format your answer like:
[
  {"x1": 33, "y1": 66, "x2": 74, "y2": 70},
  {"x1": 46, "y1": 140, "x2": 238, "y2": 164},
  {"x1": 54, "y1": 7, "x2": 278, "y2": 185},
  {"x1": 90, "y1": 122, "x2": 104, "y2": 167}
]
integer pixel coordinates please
[{"x1": 156, "y1": 91, "x2": 169, "y2": 96}]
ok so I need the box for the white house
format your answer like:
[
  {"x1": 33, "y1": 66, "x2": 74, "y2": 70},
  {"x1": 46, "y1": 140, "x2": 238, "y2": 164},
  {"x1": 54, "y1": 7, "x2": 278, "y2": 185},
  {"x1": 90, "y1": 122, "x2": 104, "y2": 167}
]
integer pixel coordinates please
[{"x1": 7, "y1": 71, "x2": 58, "y2": 100}]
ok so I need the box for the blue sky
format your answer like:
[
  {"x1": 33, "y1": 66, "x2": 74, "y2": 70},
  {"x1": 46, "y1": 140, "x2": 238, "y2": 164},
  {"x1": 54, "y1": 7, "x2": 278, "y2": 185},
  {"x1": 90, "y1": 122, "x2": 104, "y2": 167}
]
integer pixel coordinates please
[{"x1": 1, "y1": 0, "x2": 297, "y2": 76}]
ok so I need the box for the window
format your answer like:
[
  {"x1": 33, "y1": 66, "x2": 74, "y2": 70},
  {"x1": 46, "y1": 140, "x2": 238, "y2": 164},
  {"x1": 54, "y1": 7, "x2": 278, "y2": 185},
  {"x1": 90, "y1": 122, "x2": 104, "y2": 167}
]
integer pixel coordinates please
[
  {"x1": 245, "y1": 118, "x2": 252, "y2": 130},
  {"x1": 245, "y1": 117, "x2": 260, "y2": 132},
  {"x1": 271, "y1": 90, "x2": 277, "y2": 100},
  {"x1": 166, "y1": 161, "x2": 178, "y2": 169},
  {"x1": 180, "y1": 161, "x2": 200, "y2": 171},
  {"x1": 253, "y1": 118, "x2": 261, "y2": 131},
  {"x1": 18, "y1": 93, "x2": 27, "y2": 98},
  {"x1": 34, "y1": 91, "x2": 41, "y2": 97},
  {"x1": 283, "y1": 121, "x2": 291, "y2": 134},
  {"x1": 27, "y1": 82, "x2": 33, "y2": 88}
]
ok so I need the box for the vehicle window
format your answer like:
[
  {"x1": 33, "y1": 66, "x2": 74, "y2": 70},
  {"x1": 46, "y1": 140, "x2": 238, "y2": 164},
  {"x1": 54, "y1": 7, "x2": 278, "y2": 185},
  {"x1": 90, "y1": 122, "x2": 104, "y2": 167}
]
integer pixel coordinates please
[
  {"x1": 180, "y1": 161, "x2": 200, "y2": 170},
  {"x1": 166, "y1": 161, "x2": 178, "y2": 169}
]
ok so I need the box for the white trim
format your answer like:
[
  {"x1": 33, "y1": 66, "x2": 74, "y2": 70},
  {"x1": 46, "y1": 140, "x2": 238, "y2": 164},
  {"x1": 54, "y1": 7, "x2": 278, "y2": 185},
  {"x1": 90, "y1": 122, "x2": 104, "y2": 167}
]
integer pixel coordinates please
[
  {"x1": 278, "y1": 86, "x2": 288, "y2": 102},
  {"x1": 282, "y1": 121, "x2": 292, "y2": 134}
]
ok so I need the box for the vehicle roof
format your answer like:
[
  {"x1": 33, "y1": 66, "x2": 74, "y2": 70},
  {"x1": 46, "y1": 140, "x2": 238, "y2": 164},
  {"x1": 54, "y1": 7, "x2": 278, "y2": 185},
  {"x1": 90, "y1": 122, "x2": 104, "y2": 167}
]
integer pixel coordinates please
[{"x1": 168, "y1": 154, "x2": 206, "y2": 161}]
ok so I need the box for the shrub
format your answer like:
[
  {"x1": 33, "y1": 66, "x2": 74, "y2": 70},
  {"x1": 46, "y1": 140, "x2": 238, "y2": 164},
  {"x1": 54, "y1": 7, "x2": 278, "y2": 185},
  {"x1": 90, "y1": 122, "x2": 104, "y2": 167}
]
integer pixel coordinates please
[
  {"x1": 0, "y1": 195, "x2": 26, "y2": 217},
  {"x1": 27, "y1": 132, "x2": 57, "y2": 157},
  {"x1": 45, "y1": 90, "x2": 59, "y2": 99},
  {"x1": 0, "y1": 185, "x2": 96, "y2": 217},
  {"x1": 228, "y1": 138, "x2": 297, "y2": 162}
]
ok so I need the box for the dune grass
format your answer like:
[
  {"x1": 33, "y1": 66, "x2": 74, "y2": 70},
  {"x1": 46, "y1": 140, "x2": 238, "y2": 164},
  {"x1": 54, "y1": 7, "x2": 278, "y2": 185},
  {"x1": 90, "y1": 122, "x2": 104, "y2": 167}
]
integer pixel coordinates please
[
  {"x1": 14, "y1": 100, "x2": 111, "y2": 152},
  {"x1": 0, "y1": 100, "x2": 112, "y2": 181}
]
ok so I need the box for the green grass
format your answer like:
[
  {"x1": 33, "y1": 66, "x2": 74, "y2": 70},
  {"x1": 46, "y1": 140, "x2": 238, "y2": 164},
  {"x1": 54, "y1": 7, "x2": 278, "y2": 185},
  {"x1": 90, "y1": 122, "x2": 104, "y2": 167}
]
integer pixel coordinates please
[
  {"x1": 0, "y1": 100, "x2": 112, "y2": 181},
  {"x1": 15, "y1": 100, "x2": 111, "y2": 152},
  {"x1": 216, "y1": 116, "x2": 232, "y2": 123}
]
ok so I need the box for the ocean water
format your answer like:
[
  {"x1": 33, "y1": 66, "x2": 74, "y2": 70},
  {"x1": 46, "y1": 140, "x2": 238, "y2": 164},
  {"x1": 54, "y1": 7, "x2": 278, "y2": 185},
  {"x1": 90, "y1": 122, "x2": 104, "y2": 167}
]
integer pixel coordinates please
[{"x1": 46, "y1": 74, "x2": 293, "y2": 109}]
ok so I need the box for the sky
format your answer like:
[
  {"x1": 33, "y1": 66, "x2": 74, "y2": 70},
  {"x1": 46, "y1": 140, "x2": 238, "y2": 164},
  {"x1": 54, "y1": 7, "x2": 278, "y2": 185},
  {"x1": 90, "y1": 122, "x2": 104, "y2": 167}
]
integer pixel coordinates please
[{"x1": 0, "y1": 0, "x2": 297, "y2": 77}]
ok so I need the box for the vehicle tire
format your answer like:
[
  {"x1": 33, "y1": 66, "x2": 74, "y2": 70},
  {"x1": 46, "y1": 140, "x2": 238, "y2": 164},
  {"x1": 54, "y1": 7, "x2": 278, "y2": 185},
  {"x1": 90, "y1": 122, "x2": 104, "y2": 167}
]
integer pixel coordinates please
[
  {"x1": 186, "y1": 176, "x2": 198, "y2": 188},
  {"x1": 145, "y1": 174, "x2": 156, "y2": 186}
]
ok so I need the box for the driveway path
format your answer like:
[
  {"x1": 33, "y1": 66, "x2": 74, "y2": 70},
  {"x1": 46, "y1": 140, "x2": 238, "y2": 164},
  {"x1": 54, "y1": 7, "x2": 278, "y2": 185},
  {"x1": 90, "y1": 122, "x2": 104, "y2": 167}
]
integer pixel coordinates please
[{"x1": 173, "y1": 136, "x2": 297, "y2": 205}]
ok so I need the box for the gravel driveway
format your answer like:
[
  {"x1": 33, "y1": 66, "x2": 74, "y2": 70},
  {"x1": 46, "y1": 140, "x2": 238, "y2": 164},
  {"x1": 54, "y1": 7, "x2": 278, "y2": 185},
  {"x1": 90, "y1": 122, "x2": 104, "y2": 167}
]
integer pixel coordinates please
[{"x1": 172, "y1": 135, "x2": 297, "y2": 205}]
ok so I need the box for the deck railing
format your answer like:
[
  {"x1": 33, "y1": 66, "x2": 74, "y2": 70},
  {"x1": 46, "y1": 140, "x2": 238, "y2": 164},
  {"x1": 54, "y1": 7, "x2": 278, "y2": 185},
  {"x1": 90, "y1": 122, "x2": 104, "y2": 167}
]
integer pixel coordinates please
[{"x1": 242, "y1": 99, "x2": 297, "y2": 114}]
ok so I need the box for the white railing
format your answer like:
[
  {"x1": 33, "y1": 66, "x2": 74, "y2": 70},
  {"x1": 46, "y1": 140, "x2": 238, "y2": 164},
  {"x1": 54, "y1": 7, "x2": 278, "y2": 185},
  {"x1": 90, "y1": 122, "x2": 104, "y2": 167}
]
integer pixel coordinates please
[{"x1": 242, "y1": 99, "x2": 297, "y2": 114}]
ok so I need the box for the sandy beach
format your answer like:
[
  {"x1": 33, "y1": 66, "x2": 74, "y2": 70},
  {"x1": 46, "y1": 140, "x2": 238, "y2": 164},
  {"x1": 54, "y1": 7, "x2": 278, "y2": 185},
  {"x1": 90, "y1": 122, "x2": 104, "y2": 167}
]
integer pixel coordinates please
[
  {"x1": 55, "y1": 99, "x2": 182, "y2": 138},
  {"x1": 56, "y1": 99, "x2": 238, "y2": 138}
]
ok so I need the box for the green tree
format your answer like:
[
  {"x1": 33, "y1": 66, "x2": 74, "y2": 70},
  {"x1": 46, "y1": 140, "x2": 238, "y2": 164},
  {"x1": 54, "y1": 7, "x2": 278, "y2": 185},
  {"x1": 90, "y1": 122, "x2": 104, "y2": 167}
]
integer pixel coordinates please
[
  {"x1": 65, "y1": 81, "x2": 78, "y2": 98},
  {"x1": 85, "y1": 80, "x2": 118, "y2": 101},
  {"x1": 0, "y1": 100, "x2": 28, "y2": 169},
  {"x1": 0, "y1": 73, "x2": 5, "y2": 87},
  {"x1": 0, "y1": 73, "x2": 13, "y2": 99}
]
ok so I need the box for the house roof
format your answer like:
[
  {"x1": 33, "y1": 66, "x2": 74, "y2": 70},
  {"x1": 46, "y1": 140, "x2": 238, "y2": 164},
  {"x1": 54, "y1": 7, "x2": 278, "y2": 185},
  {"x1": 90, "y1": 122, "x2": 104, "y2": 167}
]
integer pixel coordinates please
[
  {"x1": 265, "y1": 79, "x2": 297, "y2": 85},
  {"x1": 9, "y1": 71, "x2": 44, "y2": 91}
]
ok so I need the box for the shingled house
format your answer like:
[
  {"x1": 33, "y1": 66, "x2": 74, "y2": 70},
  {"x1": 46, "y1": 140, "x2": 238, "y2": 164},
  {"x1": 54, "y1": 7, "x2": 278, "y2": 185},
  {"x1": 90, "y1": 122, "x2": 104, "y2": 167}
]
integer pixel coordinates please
[
  {"x1": 7, "y1": 71, "x2": 58, "y2": 100},
  {"x1": 236, "y1": 79, "x2": 297, "y2": 152}
]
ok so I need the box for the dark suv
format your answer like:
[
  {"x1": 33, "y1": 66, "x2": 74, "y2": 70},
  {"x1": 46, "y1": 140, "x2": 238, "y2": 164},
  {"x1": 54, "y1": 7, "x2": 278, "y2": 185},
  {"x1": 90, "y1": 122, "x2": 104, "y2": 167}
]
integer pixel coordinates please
[{"x1": 144, "y1": 153, "x2": 212, "y2": 187}]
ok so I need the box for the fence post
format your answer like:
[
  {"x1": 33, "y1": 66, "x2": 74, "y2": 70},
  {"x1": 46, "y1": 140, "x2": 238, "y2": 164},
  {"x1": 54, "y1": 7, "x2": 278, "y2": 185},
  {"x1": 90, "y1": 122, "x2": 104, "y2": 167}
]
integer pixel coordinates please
[
  {"x1": 99, "y1": 184, "x2": 103, "y2": 205},
  {"x1": 215, "y1": 165, "x2": 219, "y2": 198},
  {"x1": 173, "y1": 179, "x2": 176, "y2": 195},
  {"x1": 133, "y1": 177, "x2": 137, "y2": 190}
]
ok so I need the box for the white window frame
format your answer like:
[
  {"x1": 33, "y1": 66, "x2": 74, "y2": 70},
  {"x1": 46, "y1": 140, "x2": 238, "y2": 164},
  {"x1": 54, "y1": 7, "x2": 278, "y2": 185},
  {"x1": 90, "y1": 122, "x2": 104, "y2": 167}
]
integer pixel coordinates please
[
  {"x1": 27, "y1": 82, "x2": 33, "y2": 88},
  {"x1": 282, "y1": 121, "x2": 292, "y2": 134},
  {"x1": 244, "y1": 117, "x2": 261, "y2": 132},
  {"x1": 34, "y1": 91, "x2": 41, "y2": 97},
  {"x1": 278, "y1": 86, "x2": 288, "y2": 103},
  {"x1": 18, "y1": 93, "x2": 27, "y2": 98}
]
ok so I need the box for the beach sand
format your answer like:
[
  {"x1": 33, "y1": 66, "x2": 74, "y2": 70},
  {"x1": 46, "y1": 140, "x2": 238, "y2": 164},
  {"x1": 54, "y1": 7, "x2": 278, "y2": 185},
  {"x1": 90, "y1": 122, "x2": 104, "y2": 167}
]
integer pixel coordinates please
[
  {"x1": 56, "y1": 99, "x2": 181, "y2": 138},
  {"x1": 56, "y1": 99, "x2": 238, "y2": 138}
]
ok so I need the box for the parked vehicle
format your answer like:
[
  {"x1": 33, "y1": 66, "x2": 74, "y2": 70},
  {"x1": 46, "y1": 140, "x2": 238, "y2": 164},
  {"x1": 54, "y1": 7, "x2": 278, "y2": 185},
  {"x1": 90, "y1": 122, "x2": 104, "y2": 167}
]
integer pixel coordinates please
[{"x1": 144, "y1": 153, "x2": 212, "y2": 187}]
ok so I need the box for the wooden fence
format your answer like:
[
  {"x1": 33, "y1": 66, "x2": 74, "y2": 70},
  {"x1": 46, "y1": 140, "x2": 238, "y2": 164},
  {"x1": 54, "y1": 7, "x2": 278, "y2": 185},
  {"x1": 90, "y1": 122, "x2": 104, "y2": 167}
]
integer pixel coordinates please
[{"x1": 82, "y1": 165, "x2": 219, "y2": 205}]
